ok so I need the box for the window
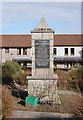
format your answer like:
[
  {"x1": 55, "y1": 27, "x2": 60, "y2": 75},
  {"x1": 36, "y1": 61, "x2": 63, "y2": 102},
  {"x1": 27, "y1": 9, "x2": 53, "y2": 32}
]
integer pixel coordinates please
[
  {"x1": 23, "y1": 48, "x2": 27, "y2": 55},
  {"x1": 5, "y1": 48, "x2": 9, "y2": 53},
  {"x1": 53, "y1": 48, "x2": 56, "y2": 55},
  {"x1": 64, "y1": 48, "x2": 68, "y2": 55},
  {"x1": 17, "y1": 48, "x2": 21, "y2": 55},
  {"x1": 71, "y1": 48, "x2": 74, "y2": 55}
]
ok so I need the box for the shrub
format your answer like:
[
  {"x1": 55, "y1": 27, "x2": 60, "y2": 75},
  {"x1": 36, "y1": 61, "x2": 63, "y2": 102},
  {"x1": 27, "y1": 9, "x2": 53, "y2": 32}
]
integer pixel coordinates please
[
  {"x1": 77, "y1": 66, "x2": 83, "y2": 92},
  {"x1": 68, "y1": 70, "x2": 80, "y2": 91},
  {"x1": 56, "y1": 69, "x2": 82, "y2": 91},
  {"x1": 2, "y1": 61, "x2": 22, "y2": 77},
  {"x1": 2, "y1": 85, "x2": 16, "y2": 119},
  {"x1": 2, "y1": 61, "x2": 23, "y2": 86},
  {"x1": 2, "y1": 76, "x2": 13, "y2": 86},
  {"x1": 77, "y1": 65, "x2": 83, "y2": 75},
  {"x1": 13, "y1": 71, "x2": 30, "y2": 86},
  {"x1": 22, "y1": 66, "x2": 31, "y2": 71},
  {"x1": 56, "y1": 69, "x2": 68, "y2": 89},
  {"x1": 73, "y1": 96, "x2": 83, "y2": 120}
]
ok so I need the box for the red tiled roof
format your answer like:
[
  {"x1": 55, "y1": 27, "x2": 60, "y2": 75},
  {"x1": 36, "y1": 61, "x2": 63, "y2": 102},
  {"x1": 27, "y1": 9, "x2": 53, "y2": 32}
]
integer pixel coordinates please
[
  {"x1": 0, "y1": 34, "x2": 82, "y2": 47},
  {"x1": 0, "y1": 35, "x2": 31, "y2": 47},
  {"x1": 54, "y1": 34, "x2": 83, "y2": 46}
]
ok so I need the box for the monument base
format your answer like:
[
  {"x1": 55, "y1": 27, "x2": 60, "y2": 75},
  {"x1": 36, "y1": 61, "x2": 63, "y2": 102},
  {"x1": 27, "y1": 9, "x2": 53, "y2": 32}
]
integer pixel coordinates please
[{"x1": 27, "y1": 74, "x2": 61, "y2": 105}]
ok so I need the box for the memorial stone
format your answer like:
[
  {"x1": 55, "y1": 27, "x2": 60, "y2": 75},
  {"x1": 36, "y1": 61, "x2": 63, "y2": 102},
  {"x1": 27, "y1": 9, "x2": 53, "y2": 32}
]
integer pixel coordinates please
[{"x1": 27, "y1": 18, "x2": 61, "y2": 105}]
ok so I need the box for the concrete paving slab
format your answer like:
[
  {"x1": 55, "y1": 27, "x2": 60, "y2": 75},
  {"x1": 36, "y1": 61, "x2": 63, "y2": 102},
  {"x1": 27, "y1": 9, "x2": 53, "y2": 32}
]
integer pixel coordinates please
[
  {"x1": 21, "y1": 111, "x2": 41, "y2": 118},
  {"x1": 41, "y1": 112, "x2": 61, "y2": 118},
  {"x1": 60, "y1": 113, "x2": 72, "y2": 118},
  {"x1": 12, "y1": 110, "x2": 23, "y2": 118},
  {"x1": 12, "y1": 111, "x2": 73, "y2": 119}
]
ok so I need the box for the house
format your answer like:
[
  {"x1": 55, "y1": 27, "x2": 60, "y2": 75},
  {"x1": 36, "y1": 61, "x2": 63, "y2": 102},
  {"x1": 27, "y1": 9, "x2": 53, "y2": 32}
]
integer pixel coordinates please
[{"x1": 0, "y1": 18, "x2": 83, "y2": 68}]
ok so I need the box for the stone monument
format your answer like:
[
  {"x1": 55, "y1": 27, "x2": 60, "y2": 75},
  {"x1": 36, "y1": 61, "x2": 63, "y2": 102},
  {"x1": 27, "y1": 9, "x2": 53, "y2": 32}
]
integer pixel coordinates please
[{"x1": 27, "y1": 18, "x2": 60, "y2": 105}]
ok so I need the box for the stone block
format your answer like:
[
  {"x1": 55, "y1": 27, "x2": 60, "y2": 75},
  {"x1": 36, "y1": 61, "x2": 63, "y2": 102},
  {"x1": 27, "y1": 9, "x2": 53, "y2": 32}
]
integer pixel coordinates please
[
  {"x1": 43, "y1": 33, "x2": 54, "y2": 39},
  {"x1": 28, "y1": 79, "x2": 57, "y2": 97},
  {"x1": 32, "y1": 33, "x2": 42, "y2": 39}
]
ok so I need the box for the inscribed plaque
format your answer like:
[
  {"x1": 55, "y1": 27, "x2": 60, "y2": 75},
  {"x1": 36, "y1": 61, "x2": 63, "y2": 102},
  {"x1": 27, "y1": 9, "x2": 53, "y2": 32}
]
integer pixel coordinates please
[{"x1": 35, "y1": 40, "x2": 50, "y2": 68}]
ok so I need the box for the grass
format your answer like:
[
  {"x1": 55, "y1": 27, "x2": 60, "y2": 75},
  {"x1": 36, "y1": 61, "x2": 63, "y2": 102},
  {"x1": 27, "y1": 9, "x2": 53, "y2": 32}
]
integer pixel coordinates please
[
  {"x1": 2, "y1": 85, "x2": 16, "y2": 119},
  {"x1": 0, "y1": 85, "x2": 2, "y2": 119},
  {"x1": 55, "y1": 69, "x2": 83, "y2": 92}
]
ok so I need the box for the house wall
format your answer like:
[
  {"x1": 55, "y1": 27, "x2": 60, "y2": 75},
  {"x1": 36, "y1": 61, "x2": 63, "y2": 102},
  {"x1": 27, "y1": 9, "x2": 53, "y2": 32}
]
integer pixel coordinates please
[
  {"x1": 1, "y1": 46, "x2": 83, "y2": 68},
  {"x1": 57, "y1": 64, "x2": 64, "y2": 68},
  {"x1": 53, "y1": 46, "x2": 82, "y2": 57},
  {"x1": 2, "y1": 48, "x2": 32, "y2": 63},
  {"x1": 53, "y1": 46, "x2": 83, "y2": 68}
]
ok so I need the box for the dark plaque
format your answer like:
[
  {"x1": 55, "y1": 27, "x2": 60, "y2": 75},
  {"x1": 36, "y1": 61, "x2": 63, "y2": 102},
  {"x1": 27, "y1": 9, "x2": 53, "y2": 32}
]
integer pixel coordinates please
[{"x1": 35, "y1": 40, "x2": 50, "y2": 68}]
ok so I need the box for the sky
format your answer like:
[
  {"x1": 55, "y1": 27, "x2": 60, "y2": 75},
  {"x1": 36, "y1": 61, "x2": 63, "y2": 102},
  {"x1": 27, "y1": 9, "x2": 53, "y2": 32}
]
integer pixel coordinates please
[{"x1": 0, "y1": 1, "x2": 82, "y2": 34}]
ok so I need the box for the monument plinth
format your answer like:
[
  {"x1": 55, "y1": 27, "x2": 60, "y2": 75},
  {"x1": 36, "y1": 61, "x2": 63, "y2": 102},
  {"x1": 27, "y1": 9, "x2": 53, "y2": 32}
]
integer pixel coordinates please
[{"x1": 27, "y1": 18, "x2": 60, "y2": 104}]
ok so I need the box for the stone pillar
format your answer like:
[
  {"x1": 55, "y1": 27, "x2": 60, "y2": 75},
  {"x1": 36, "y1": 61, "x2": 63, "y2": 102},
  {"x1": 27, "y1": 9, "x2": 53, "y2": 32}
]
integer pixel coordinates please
[
  {"x1": 32, "y1": 33, "x2": 54, "y2": 77},
  {"x1": 27, "y1": 18, "x2": 61, "y2": 105}
]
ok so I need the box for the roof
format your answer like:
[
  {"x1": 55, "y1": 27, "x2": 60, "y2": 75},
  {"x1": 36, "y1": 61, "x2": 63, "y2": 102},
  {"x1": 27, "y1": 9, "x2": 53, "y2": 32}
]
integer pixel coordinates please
[
  {"x1": 12, "y1": 56, "x2": 83, "y2": 62},
  {"x1": 54, "y1": 34, "x2": 83, "y2": 46},
  {"x1": 12, "y1": 57, "x2": 31, "y2": 61},
  {"x1": 54, "y1": 56, "x2": 83, "y2": 62},
  {"x1": 0, "y1": 35, "x2": 31, "y2": 47},
  {"x1": 0, "y1": 34, "x2": 83, "y2": 47}
]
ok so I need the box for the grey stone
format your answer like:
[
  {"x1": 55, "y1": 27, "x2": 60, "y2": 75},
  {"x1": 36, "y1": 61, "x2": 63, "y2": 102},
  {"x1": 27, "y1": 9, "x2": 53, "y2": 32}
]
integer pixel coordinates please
[
  {"x1": 27, "y1": 18, "x2": 61, "y2": 105},
  {"x1": 36, "y1": 17, "x2": 49, "y2": 29},
  {"x1": 12, "y1": 111, "x2": 73, "y2": 118}
]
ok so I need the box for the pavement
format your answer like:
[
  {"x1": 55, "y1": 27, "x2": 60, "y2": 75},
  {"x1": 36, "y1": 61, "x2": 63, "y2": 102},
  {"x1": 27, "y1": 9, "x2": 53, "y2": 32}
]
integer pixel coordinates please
[
  {"x1": 10, "y1": 110, "x2": 73, "y2": 119},
  {"x1": 58, "y1": 90, "x2": 82, "y2": 97}
]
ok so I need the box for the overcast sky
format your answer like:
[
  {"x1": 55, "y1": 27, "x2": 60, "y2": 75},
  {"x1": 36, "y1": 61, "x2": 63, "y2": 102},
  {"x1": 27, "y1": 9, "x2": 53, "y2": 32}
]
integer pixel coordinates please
[{"x1": 1, "y1": 2, "x2": 81, "y2": 34}]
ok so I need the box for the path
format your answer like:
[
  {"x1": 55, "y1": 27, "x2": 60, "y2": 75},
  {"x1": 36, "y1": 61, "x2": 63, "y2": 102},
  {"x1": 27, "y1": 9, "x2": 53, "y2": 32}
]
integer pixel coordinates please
[
  {"x1": 58, "y1": 90, "x2": 82, "y2": 98},
  {"x1": 11, "y1": 110, "x2": 73, "y2": 119}
]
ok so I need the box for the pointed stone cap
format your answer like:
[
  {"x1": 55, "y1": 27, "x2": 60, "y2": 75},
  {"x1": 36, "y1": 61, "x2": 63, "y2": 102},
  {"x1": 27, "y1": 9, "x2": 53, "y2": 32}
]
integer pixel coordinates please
[
  {"x1": 31, "y1": 17, "x2": 54, "y2": 33},
  {"x1": 37, "y1": 17, "x2": 49, "y2": 29}
]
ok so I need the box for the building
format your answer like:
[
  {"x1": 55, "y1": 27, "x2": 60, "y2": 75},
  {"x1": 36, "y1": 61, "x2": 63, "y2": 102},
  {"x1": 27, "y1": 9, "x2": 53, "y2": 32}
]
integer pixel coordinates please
[{"x1": 0, "y1": 18, "x2": 83, "y2": 68}]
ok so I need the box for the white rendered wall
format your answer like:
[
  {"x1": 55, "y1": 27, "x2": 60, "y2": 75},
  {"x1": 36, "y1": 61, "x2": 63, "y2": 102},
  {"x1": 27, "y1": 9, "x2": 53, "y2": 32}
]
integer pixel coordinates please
[
  {"x1": 1, "y1": 46, "x2": 82, "y2": 65},
  {"x1": 57, "y1": 64, "x2": 64, "y2": 68},
  {"x1": 53, "y1": 46, "x2": 82, "y2": 68},
  {"x1": 53, "y1": 46, "x2": 82, "y2": 57},
  {"x1": 2, "y1": 48, "x2": 32, "y2": 63}
]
